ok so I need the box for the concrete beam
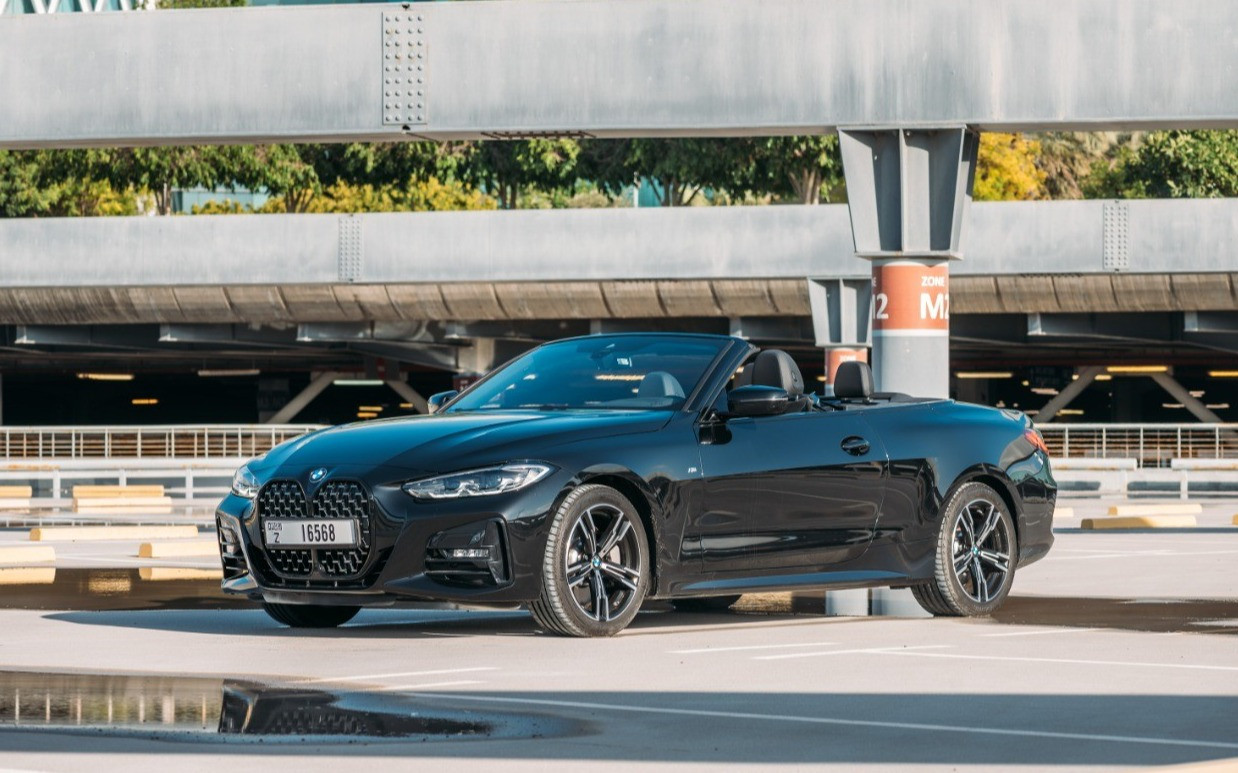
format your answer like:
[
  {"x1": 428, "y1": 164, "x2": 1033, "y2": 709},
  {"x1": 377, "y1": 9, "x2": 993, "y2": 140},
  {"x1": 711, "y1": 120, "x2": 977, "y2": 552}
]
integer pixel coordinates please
[
  {"x1": 1034, "y1": 366, "x2": 1103, "y2": 423},
  {"x1": 5, "y1": 0, "x2": 1238, "y2": 148},
  {"x1": 1150, "y1": 372, "x2": 1224, "y2": 424},
  {"x1": 384, "y1": 379, "x2": 428, "y2": 415},
  {"x1": 266, "y1": 371, "x2": 338, "y2": 424}
]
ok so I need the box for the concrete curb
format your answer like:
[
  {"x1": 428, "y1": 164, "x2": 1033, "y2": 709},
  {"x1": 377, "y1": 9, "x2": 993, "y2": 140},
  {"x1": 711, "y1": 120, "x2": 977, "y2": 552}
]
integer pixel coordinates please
[
  {"x1": 29, "y1": 525, "x2": 200, "y2": 542},
  {"x1": 0, "y1": 545, "x2": 56, "y2": 564},
  {"x1": 138, "y1": 540, "x2": 219, "y2": 558},
  {"x1": 138, "y1": 567, "x2": 222, "y2": 582},
  {"x1": 1082, "y1": 515, "x2": 1198, "y2": 530},
  {"x1": 0, "y1": 567, "x2": 56, "y2": 585},
  {"x1": 1106, "y1": 503, "x2": 1202, "y2": 516}
]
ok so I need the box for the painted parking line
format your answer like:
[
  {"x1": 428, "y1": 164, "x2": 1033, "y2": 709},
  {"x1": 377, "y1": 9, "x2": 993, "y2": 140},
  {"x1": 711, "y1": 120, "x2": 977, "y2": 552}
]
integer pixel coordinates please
[
  {"x1": 410, "y1": 692, "x2": 1238, "y2": 752},
  {"x1": 300, "y1": 667, "x2": 497, "y2": 684},
  {"x1": 981, "y1": 627, "x2": 1103, "y2": 638},
  {"x1": 670, "y1": 642, "x2": 836, "y2": 654},
  {"x1": 754, "y1": 645, "x2": 950, "y2": 661},
  {"x1": 877, "y1": 651, "x2": 1238, "y2": 673}
]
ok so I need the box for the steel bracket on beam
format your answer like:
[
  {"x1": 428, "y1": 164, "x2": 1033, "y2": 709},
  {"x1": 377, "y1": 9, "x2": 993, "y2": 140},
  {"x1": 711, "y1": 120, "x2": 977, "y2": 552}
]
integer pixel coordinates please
[
  {"x1": 381, "y1": 7, "x2": 427, "y2": 127},
  {"x1": 807, "y1": 278, "x2": 871, "y2": 348}
]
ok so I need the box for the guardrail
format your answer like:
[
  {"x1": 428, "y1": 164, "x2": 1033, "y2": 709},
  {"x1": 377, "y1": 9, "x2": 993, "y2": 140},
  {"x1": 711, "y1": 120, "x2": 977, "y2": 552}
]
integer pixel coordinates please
[
  {"x1": 1038, "y1": 424, "x2": 1238, "y2": 468},
  {"x1": 0, "y1": 425, "x2": 321, "y2": 460}
]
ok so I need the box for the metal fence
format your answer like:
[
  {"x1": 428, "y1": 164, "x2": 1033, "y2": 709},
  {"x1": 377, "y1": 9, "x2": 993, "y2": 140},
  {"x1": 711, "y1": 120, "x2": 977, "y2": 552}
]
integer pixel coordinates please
[
  {"x1": 0, "y1": 425, "x2": 321, "y2": 460},
  {"x1": 1038, "y1": 424, "x2": 1238, "y2": 468}
]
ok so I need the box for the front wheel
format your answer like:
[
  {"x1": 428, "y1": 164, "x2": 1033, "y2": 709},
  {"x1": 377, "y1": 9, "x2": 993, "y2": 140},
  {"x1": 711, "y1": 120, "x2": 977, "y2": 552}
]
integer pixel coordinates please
[
  {"x1": 912, "y1": 482, "x2": 1017, "y2": 617},
  {"x1": 262, "y1": 602, "x2": 360, "y2": 628},
  {"x1": 529, "y1": 484, "x2": 650, "y2": 637}
]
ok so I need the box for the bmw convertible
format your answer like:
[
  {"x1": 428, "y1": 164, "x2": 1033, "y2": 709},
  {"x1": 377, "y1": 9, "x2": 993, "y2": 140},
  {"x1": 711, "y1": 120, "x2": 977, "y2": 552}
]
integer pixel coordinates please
[{"x1": 216, "y1": 333, "x2": 1055, "y2": 637}]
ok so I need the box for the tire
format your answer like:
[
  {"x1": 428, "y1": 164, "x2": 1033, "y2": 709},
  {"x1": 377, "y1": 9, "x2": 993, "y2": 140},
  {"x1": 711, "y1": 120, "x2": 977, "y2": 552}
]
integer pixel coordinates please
[
  {"x1": 671, "y1": 595, "x2": 742, "y2": 613},
  {"x1": 529, "y1": 484, "x2": 650, "y2": 637},
  {"x1": 262, "y1": 602, "x2": 360, "y2": 628},
  {"x1": 912, "y1": 481, "x2": 1018, "y2": 617}
]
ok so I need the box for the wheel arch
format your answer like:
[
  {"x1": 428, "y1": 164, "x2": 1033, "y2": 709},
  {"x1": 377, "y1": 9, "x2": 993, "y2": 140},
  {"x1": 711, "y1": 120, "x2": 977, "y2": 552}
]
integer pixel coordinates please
[
  {"x1": 564, "y1": 468, "x2": 663, "y2": 594},
  {"x1": 945, "y1": 464, "x2": 1023, "y2": 550}
]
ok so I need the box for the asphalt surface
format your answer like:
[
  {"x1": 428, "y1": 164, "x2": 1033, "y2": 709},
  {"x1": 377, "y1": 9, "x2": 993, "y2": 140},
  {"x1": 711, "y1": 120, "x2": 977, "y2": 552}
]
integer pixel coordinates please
[{"x1": 0, "y1": 498, "x2": 1235, "y2": 771}]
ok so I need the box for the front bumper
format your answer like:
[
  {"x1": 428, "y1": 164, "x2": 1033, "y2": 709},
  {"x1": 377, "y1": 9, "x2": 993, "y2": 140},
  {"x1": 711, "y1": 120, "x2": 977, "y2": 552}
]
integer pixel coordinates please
[{"x1": 215, "y1": 468, "x2": 567, "y2": 606}]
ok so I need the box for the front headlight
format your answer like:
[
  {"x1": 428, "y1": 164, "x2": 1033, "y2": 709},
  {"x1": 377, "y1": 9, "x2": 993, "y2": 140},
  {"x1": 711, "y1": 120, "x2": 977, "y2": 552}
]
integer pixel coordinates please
[
  {"x1": 402, "y1": 463, "x2": 554, "y2": 501},
  {"x1": 231, "y1": 465, "x2": 260, "y2": 499}
]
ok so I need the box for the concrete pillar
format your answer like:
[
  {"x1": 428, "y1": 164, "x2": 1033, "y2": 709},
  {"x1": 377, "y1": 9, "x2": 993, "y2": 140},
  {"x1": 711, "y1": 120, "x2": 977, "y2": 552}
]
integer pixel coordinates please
[
  {"x1": 0, "y1": 372, "x2": 4, "y2": 426},
  {"x1": 839, "y1": 127, "x2": 979, "y2": 398},
  {"x1": 823, "y1": 348, "x2": 868, "y2": 397}
]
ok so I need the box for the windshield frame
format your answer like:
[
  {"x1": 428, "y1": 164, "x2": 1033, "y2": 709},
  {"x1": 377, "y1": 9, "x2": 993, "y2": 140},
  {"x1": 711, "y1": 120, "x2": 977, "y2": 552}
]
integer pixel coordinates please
[{"x1": 441, "y1": 334, "x2": 745, "y2": 415}]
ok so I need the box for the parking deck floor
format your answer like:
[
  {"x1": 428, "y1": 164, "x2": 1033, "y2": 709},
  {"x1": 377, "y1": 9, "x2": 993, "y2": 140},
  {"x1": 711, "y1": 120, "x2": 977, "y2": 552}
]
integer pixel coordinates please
[{"x1": 0, "y1": 499, "x2": 1235, "y2": 771}]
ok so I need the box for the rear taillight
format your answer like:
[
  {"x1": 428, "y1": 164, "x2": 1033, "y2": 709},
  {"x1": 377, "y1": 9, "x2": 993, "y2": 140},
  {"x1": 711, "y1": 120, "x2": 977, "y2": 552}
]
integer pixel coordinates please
[{"x1": 1024, "y1": 428, "x2": 1048, "y2": 454}]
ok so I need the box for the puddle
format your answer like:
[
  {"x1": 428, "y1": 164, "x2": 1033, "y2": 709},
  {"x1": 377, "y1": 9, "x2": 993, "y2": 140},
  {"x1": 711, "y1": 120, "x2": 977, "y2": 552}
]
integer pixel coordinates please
[
  {"x1": 0, "y1": 671, "x2": 569, "y2": 743},
  {"x1": 993, "y1": 596, "x2": 1238, "y2": 635},
  {"x1": 0, "y1": 568, "x2": 247, "y2": 611}
]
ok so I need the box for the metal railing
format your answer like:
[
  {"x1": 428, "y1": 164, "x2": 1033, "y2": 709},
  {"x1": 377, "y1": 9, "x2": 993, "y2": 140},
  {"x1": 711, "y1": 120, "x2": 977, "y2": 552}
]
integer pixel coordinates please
[
  {"x1": 0, "y1": 425, "x2": 322, "y2": 460},
  {"x1": 1039, "y1": 423, "x2": 1238, "y2": 468}
]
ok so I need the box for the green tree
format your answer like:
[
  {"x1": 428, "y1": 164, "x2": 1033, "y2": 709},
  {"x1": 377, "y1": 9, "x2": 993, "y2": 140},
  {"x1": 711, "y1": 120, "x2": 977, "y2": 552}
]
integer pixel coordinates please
[
  {"x1": 1085, "y1": 130, "x2": 1238, "y2": 199},
  {"x1": 581, "y1": 138, "x2": 745, "y2": 207},
  {"x1": 456, "y1": 140, "x2": 580, "y2": 210},
  {"x1": 750, "y1": 136, "x2": 844, "y2": 204}
]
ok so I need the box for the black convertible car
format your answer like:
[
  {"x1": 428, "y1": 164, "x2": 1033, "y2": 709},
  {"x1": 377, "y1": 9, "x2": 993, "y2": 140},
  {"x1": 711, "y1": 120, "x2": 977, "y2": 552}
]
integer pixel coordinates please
[{"x1": 217, "y1": 333, "x2": 1055, "y2": 637}]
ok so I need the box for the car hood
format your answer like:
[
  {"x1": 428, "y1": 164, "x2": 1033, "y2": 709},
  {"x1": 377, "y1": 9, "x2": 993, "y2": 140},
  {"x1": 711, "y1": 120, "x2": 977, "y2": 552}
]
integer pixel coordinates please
[{"x1": 259, "y1": 410, "x2": 673, "y2": 472}]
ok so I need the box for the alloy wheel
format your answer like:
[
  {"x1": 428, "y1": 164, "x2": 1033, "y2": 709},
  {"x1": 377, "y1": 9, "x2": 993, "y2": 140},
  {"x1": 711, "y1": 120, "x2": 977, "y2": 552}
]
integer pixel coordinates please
[
  {"x1": 564, "y1": 503, "x2": 643, "y2": 622},
  {"x1": 950, "y1": 498, "x2": 1013, "y2": 604}
]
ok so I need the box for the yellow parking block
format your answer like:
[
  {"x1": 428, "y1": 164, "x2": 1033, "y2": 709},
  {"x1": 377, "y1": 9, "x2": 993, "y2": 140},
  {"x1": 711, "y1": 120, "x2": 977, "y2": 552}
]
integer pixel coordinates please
[
  {"x1": 0, "y1": 545, "x2": 55, "y2": 564},
  {"x1": 138, "y1": 540, "x2": 219, "y2": 559},
  {"x1": 0, "y1": 498, "x2": 33, "y2": 510},
  {"x1": 1106, "y1": 503, "x2": 1202, "y2": 517},
  {"x1": 139, "y1": 567, "x2": 223, "y2": 582},
  {"x1": 1232, "y1": 514, "x2": 1238, "y2": 526},
  {"x1": 0, "y1": 486, "x2": 33, "y2": 497},
  {"x1": 0, "y1": 567, "x2": 56, "y2": 585},
  {"x1": 72, "y1": 484, "x2": 165, "y2": 499},
  {"x1": 29, "y1": 525, "x2": 200, "y2": 542},
  {"x1": 1053, "y1": 507, "x2": 1075, "y2": 519},
  {"x1": 1082, "y1": 515, "x2": 1197, "y2": 530}
]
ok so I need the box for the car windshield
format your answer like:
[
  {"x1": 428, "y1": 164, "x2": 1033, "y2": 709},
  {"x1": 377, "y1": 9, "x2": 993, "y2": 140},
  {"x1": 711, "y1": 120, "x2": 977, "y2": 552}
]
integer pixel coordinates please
[{"x1": 446, "y1": 335, "x2": 729, "y2": 412}]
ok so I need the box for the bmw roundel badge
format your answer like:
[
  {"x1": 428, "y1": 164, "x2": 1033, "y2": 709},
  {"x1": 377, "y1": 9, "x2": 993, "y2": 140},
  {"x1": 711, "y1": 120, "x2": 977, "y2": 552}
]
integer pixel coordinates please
[{"x1": 309, "y1": 467, "x2": 327, "y2": 482}]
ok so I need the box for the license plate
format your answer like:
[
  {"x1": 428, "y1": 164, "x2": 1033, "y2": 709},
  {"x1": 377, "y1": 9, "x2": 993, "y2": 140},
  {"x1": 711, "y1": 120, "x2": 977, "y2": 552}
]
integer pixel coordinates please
[{"x1": 263, "y1": 519, "x2": 358, "y2": 548}]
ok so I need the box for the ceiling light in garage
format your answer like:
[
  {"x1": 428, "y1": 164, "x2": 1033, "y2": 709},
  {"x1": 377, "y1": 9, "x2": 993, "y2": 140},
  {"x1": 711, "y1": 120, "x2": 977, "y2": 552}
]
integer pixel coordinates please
[
  {"x1": 77, "y1": 373, "x2": 133, "y2": 381},
  {"x1": 131, "y1": 398, "x2": 158, "y2": 406},
  {"x1": 198, "y1": 369, "x2": 260, "y2": 377},
  {"x1": 956, "y1": 372, "x2": 1013, "y2": 379},
  {"x1": 1107, "y1": 365, "x2": 1168, "y2": 374},
  {"x1": 1208, "y1": 370, "x2": 1238, "y2": 378}
]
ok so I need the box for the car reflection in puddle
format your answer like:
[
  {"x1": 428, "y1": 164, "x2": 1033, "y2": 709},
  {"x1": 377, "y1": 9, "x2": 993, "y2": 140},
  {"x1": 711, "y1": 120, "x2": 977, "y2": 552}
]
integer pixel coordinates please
[{"x1": 0, "y1": 671, "x2": 563, "y2": 742}]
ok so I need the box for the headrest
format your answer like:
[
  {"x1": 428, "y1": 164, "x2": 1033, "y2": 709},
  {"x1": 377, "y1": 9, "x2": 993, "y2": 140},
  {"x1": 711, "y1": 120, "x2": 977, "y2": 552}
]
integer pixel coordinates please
[
  {"x1": 750, "y1": 350, "x2": 804, "y2": 396},
  {"x1": 834, "y1": 361, "x2": 874, "y2": 400},
  {"x1": 637, "y1": 371, "x2": 684, "y2": 399}
]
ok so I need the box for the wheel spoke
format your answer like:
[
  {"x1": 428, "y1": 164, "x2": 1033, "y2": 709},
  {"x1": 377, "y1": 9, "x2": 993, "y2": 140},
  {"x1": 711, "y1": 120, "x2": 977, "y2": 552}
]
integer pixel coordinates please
[
  {"x1": 975, "y1": 502, "x2": 1000, "y2": 545},
  {"x1": 580, "y1": 509, "x2": 600, "y2": 554},
  {"x1": 971, "y1": 557, "x2": 990, "y2": 602},
  {"x1": 598, "y1": 514, "x2": 632, "y2": 556},
  {"x1": 957, "y1": 510, "x2": 976, "y2": 547},
  {"x1": 567, "y1": 560, "x2": 592, "y2": 587},
  {"x1": 953, "y1": 547, "x2": 972, "y2": 574},
  {"x1": 979, "y1": 550, "x2": 1009, "y2": 574},
  {"x1": 600, "y1": 561, "x2": 639, "y2": 591},
  {"x1": 590, "y1": 569, "x2": 610, "y2": 621}
]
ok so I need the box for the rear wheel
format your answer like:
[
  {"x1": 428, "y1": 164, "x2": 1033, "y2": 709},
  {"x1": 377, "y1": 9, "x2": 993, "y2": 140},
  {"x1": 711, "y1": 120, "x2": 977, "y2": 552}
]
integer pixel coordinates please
[
  {"x1": 671, "y1": 595, "x2": 742, "y2": 612},
  {"x1": 530, "y1": 484, "x2": 650, "y2": 637},
  {"x1": 262, "y1": 602, "x2": 360, "y2": 628},
  {"x1": 912, "y1": 482, "x2": 1017, "y2": 617}
]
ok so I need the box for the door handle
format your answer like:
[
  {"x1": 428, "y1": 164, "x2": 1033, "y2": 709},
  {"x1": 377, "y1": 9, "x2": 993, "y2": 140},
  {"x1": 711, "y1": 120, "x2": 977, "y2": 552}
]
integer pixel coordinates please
[{"x1": 841, "y1": 436, "x2": 870, "y2": 456}]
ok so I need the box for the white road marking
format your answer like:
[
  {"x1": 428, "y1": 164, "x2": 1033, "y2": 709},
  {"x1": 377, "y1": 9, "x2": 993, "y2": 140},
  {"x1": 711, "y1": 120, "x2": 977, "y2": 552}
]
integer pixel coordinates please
[
  {"x1": 670, "y1": 642, "x2": 836, "y2": 654},
  {"x1": 981, "y1": 627, "x2": 1102, "y2": 637},
  {"x1": 878, "y1": 651, "x2": 1238, "y2": 672},
  {"x1": 754, "y1": 645, "x2": 950, "y2": 661},
  {"x1": 377, "y1": 680, "x2": 485, "y2": 692},
  {"x1": 409, "y1": 692, "x2": 1238, "y2": 751},
  {"x1": 299, "y1": 667, "x2": 497, "y2": 684}
]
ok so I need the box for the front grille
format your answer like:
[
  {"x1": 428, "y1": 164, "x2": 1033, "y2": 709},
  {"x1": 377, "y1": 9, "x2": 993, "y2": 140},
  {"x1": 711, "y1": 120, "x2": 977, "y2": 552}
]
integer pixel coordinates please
[{"x1": 256, "y1": 479, "x2": 374, "y2": 581}]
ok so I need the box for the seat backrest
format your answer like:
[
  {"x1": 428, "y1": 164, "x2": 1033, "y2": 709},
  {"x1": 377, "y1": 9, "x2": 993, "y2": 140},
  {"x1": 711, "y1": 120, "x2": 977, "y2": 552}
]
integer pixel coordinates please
[
  {"x1": 749, "y1": 350, "x2": 805, "y2": 395},
  {"x1": 637, "y1": 371, "x2": 685, "y2": 399},
  {"x1": 834, "y1": 360, "x2": 874, "y2": 400}
]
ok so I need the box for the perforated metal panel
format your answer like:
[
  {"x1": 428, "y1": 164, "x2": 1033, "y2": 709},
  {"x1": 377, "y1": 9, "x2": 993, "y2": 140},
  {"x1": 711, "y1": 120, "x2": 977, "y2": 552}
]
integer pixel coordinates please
[
  {"x1": 1103, "y1": 201, "x2": 1129, "y2": 271},
  {"x1": 382, "y1": 9, "x2": 426, "y2": 126},
  {"x1": 337, "y1": 216, "x2": 363, "y2": 282}
]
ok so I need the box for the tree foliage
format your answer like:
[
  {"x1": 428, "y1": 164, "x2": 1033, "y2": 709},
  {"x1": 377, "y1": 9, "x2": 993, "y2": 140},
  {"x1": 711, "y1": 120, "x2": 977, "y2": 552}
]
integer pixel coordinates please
[
  {"x1": 751, "y1": 136, "x2": 844, "y2": 204},
  {"x1": 973, "y1": 133, "x2": 1047, "y2": 201},
  {"x1": 1084, "y1": 130, "x2": 1238, "y2": 199}
]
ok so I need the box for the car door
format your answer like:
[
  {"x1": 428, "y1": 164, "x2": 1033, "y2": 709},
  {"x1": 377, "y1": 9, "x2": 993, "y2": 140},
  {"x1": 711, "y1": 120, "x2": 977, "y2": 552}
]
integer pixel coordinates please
[{"x1": 690, "y1": 409, "x2": 887, "y2": 575}]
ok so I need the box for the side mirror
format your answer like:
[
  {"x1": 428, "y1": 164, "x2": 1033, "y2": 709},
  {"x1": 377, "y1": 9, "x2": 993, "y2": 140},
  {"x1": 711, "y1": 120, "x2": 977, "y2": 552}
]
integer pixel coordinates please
[
  {"x1": 427, "y1": 390, "x2": 459, "y2": 414},
  {"x1": 726, "y1": 385, "x2": 790, "y2": 417}
]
